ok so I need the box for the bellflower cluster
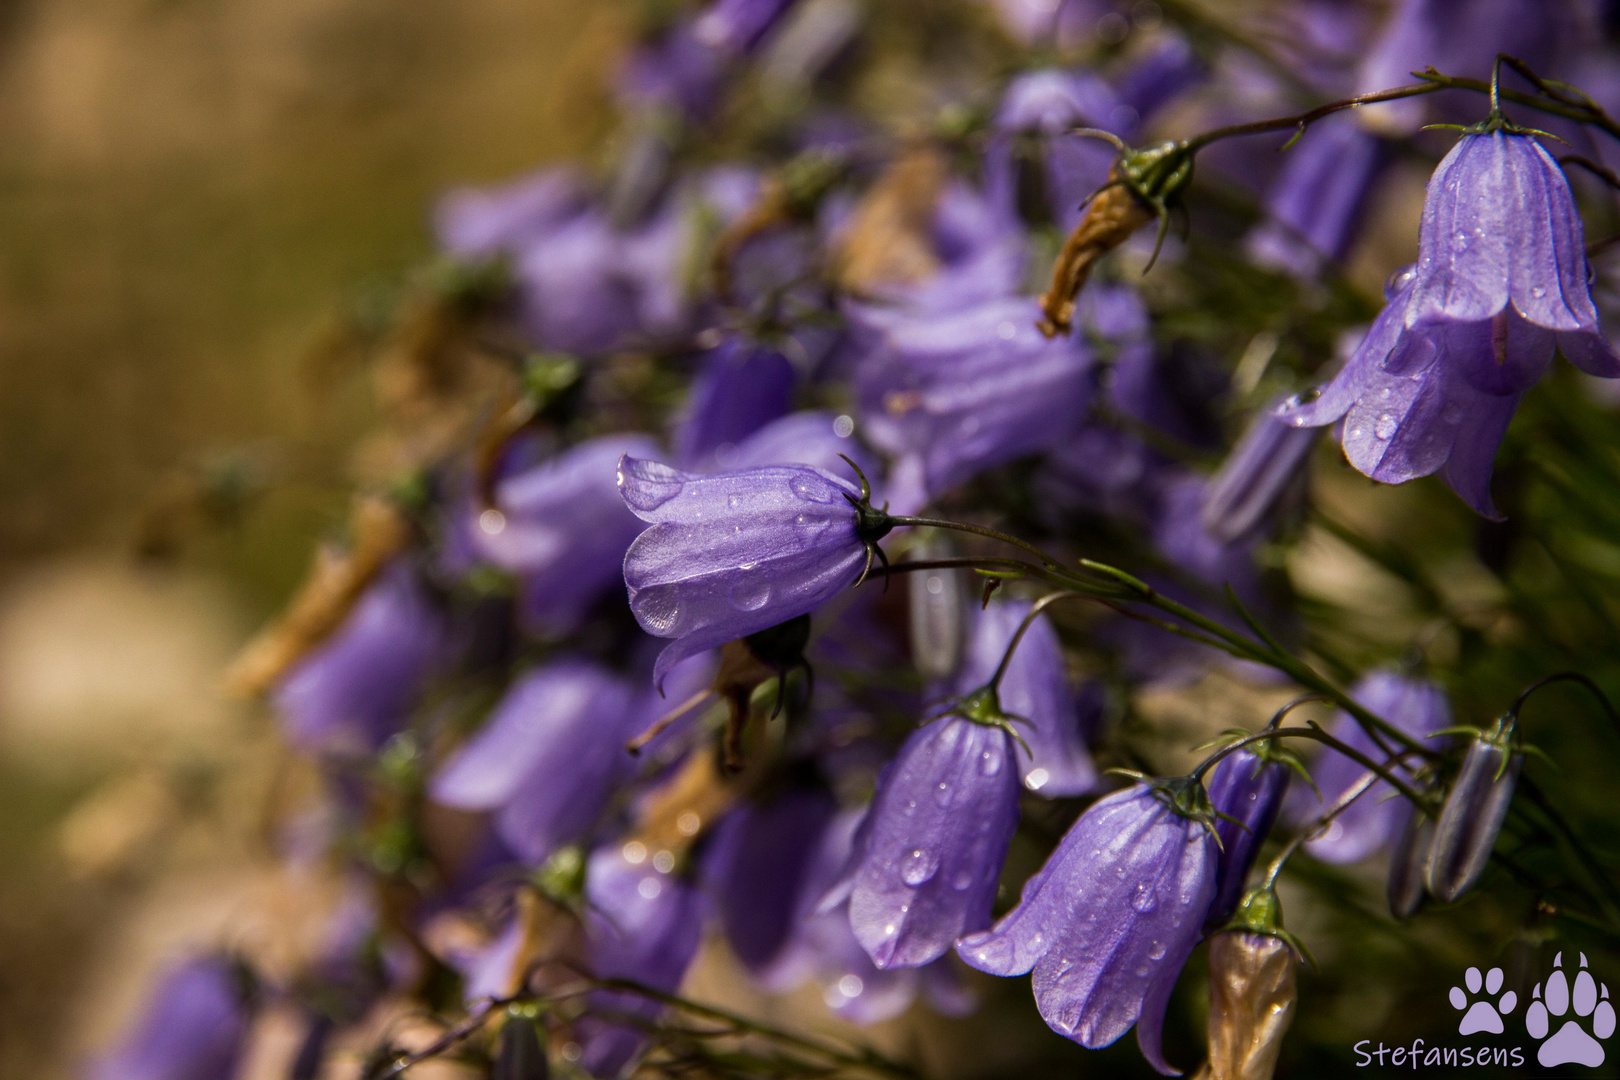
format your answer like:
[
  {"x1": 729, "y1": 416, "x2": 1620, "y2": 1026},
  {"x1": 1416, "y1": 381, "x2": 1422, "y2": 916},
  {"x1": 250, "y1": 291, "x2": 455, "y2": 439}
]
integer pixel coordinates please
[{"x1": 151, "y1": 6, "x2": 1620, "y2": 1079}]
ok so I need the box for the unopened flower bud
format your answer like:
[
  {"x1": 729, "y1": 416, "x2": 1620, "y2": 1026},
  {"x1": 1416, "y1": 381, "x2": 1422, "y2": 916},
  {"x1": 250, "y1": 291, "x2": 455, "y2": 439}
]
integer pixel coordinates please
[
  {"x1": 1198, "y1": 887, "x2": 1300, "y2": 1080},
  {"x1": 1426, "y1": 717, "x2": 1522, "y2": 903},
  {"x1": 1037, "y1": 172, "x2": 1154, "y2": 337},
  {"x1": 1387, "y1": 806, "x2": 1436, "y2": 920}
]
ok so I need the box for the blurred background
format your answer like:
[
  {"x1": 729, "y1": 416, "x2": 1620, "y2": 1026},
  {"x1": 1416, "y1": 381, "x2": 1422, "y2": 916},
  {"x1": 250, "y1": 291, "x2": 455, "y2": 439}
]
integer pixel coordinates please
[{"x1": 0, "y1": 2, "x2": 622, "y2": 1074}]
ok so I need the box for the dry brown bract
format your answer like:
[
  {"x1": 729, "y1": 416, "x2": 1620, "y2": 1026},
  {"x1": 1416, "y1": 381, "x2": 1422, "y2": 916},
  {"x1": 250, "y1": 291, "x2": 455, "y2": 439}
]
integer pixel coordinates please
[
  {"x1": 1037, "y1": 172, "x2": 1155, "y2": 337},
  {"x1": 1194, "y1": 931, "x2": 1298, "y2": 1080},
  {"x1": 832, "y1": 144, "x2": 948, "y2": 295}
]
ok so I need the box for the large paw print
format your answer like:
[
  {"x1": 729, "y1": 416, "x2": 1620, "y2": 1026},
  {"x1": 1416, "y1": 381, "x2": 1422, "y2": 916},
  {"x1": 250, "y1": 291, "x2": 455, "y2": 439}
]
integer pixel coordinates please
[
  {"x1": 1450, "y1": 966, "x2": 1517, "y2": 1035},
  {"x1": 1526, "y1": 951, "x2": 1616, "y2": 1068}
]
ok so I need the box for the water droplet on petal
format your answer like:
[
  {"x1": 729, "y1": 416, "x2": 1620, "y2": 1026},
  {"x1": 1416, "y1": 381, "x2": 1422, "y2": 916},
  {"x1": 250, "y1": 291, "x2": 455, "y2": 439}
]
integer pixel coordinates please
[
  {"x1": 1373, "y1": 413, "x2": 1397, "y2": 440},
  {"x1": 900, "y1": 848, "x2": 940, "y2": 886},
  {"x1": 1148, "y1": 941, "x2": 1167, "y2": 960},
  {"x1": 952, "y1": 868, "x2": 975, "y2": 890},
  {"x1": 1531, "y1": 285, "x2": 1547, "y2": 299},
  {"x1": 636, "y1": 594, "x2": 681, "y2": 634},
  {"x1": 728, "y1": 578, "x2": 771, "y2": 611},
  {"x1": 728, "y1": 494, "x2": 742, "y2": 509},
  {"x1": 789, "y1": 474, "x2": 835, "y2": 503},
  {"x1": 979, "y1": 746, "x2": 1003, "y2": 776},
  {"x1": 1132, "y1": 883, "x2": 1159, "y2": 912}
]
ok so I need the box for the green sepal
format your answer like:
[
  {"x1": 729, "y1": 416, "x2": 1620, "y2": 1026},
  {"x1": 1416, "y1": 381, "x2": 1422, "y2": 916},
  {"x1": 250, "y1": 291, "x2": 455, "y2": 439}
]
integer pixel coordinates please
[{"x1": 1221, "y1": 884, "x2": 1315, "y2": 969}]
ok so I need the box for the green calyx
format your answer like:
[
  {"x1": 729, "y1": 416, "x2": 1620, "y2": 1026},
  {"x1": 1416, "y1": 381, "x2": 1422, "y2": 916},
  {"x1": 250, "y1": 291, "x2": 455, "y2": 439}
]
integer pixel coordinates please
[
  {"x1": 1149, "y1": 774, "x2": 1220, "y2": 836},
  {"x1": 937, "y1": 683, "x2": 1032, "y2": 754},
  {"x1": 535, "y1": 845, "x2": 587, "y2": 909},
  {"x1": 1221, "y1": 884, "x2": 1313, "y2": 966},
  {"x1": 1117, "y1": 139, "x2": 1196, "y2": 209}
]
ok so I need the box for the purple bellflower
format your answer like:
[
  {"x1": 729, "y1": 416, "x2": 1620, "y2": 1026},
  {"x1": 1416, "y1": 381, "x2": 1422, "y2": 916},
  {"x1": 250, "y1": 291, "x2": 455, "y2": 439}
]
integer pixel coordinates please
[
  {"x1": 579, "y1": 844, "x2": 708, "y2": 1078},
  {"x1": 702, "y1": 789, "x2": 837, "y2": 975},
  {"x1": 1200, "y1": 399, "x2": 1321, "y2": 544},
  {"x1": 429, "y1": 659, "x2": 638, "y2": 865},
  {"x1": 673, "y1": 336, "x2": 797, "y2": 466},
  {"x1": 435, "y1": 166, "x2": 591, "y2": 261},
  {"x1": 1246, "y1": 113, "x2": 1392, "y2": 278},
  {"x1": 839, "y1": 710, "x2": 1022, "y2": 969},
  {"x1": 619, "y1": 455, "x2": 890, "y2": 688},
  {"x1": 1204, "y1": 747, "x2": 1293, "y2": 926},
  {"x1": 957, "y1": 599, "x2": 1098, "y2": 796},
  {"x1": 273, "y1": 563, "x2": 448, "y2": 756},
  {"x1": 956, "y1": 779, "x2": 1218, "y2": 1075},
  {"x1": 89, "y1": 955, "x2": 254, "y2": 1080},
  {"x1": 990, "y1": 69, "x2": 1125, "y2": 230},
  {"x1": 855, "y1": 295, "x2": 1091, "y2": 505},
  {"x1": 1277, "y1": 130, "x2": 1620, "y2": 516},
  {"x1": 1300, "y1": 670, "x2": 1450, "y2": 865},
  {"x1": 473, "y1": 434, "x2": 662, "y2": 634}
]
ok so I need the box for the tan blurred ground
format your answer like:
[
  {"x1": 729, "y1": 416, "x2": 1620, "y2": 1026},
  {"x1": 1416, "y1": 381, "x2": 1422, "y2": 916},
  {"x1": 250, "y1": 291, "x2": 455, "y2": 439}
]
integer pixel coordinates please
[{"x1": 0, "y1": 1, "x2": 616, "y2": 1074}]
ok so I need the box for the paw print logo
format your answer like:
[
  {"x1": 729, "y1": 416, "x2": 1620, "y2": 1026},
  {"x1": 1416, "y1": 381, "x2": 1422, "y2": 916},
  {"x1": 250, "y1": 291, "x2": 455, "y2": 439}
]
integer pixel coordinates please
[
  {"x1": 1450, "y1": 965, "x2": 1517, "y2": 1034},
  {"x1": 1526, "y1": 951, "x2": 1616, "y2": 1068}
]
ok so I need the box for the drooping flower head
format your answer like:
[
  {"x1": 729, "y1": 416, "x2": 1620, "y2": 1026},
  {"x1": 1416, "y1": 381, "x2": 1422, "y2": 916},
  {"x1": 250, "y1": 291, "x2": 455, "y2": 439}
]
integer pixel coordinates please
[
  {"x1": 429, "y1": 659, "x2": 638, "y2": 865},
  {"x1": 957, "y1": 778, "x2": 1219, "y2": 1074},
  {"x1": 89, "y1": 955, "x2": 255, "y2": 1080},
  {"x1": 838, "y1": 708, "x2": 1023, "y2": 969},
  {"x1": 619, "y1": 455, "x2": 891, "y2": 688},
  {"x1": 1277, "y1": 129, "x2": 1620, "y2": 516},
  {"x1": 472, "y1": 434, "x2": 663, "y2": 634},
  {"x1": 956, "y1": 599, "x2": 1097, "y2": 796},
  {"x1": 1300, "y1": 670, "x2": 1450, "y2": 865}
]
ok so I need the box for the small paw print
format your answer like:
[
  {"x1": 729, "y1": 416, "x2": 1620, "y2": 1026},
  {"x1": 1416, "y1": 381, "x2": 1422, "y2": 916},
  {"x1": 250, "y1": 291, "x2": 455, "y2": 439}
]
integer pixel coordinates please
[
  {"x1": 1526, "y1": 951, "x2": 1615, "y2": 1068},
  {"x1": 1450, "y1": 966, "x2": 1517, "y2": 1035}
]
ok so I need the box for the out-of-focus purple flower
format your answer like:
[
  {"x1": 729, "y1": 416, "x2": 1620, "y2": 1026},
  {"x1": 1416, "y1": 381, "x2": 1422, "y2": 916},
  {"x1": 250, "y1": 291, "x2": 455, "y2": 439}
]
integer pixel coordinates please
[
  {"x1": 717, "y1": 410, "x2": 875, "y2": 485},
  {"x1": 1200, "y1": 400, "x2": 1321, "y2": 544},
  {"x1": 1113, "y1": 33, "x2": 1204, "y2": 121},
  {"x1": 473, "y1": 435, "x2": 661, "y2": 633},
  {"x1": 957, "y1": 599, "x2": 1097, "y2": 796},
  {"x1": 982, "y1": 0, "x2": 1112, "y2": 49},
  {"x1": 957, "y1": 780, "x2": 1218, "y2": 1075},
  {"x1": 703, "y1": 789, "x2": 837, "y2": 974},
  {"x1": 578, "y1": 844, "x2": 708, "y2": 1078},
  {"x1": 430, "y1": 659, "x2": 638, "y2": 865},
  {"x1": 1354, "y1": 0, "x2": 1572, "y2": 135},
  {"x1": 89, "y1": 956, "x2": 254, "y2": 1080},
  {"x1": 692, "y1": 0, "x2": 799, "y2": 55},
  {"x1": 1300, "y1": 670, "x2": 1450, "y2": 865},
  {"x1": 1246, "y1": 113, "x2": 1392, "y2": 278},
  {"x1": 1154, "y1": 475, "x2": 1263, "y2": 599},
  {"x1": 436, "y1": 166, "x2": 591, "y2": 261},
  {"x1": 618, "y1": 0, "x2": 798, "y2": 118},
  {"x1": 620, "y1": 456, "x2": 884, "y2": 687},
  {"x1": 841, "y1": 714, "x2": 1022, "y2": 968},
  {"x1": 274, "y1": 564, "x2": 449, "y2": 755},
  {"x1": 1205, "y1": 748, "x2": 1291, "y2": 926},
  {"x1": 990, "y1": 69, "x2": 1124, "y2": 231},
  {"x1": 674, "y1": 336, "x2": 797, "y2": 466},
  {"x1": 855, "y1": 296, "x2": 1091, "y2": 503}
]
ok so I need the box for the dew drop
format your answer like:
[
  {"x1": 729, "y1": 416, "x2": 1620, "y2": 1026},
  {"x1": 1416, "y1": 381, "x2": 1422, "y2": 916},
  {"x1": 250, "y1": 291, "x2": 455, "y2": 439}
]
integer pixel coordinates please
[
  {"x1": 952, "y1": 869, "x2": 976, "y2": 891},
  {"x1": 1373, "y1": 413, "x2": 1397, "y2": 440},
  {"x1": 1531, "y1": 285, "x2": 1547, "y2": 299},
  {"x1": 728, "y1": 578, "x2": 772, "y2": 611},
  {"x1": 789, "y1": 475, "x2": 835, "y2": 503},
  {"x1": 1148, "y1": 941, "x2": 1167, "y2": 960},
  {"x1": 900, "y1": 848, "x2": 940, "y2": 886},
  {"x1": 979, "y1": 746, "x2": 1003, "y2": 776},
  {"x1": 1131, "y1": 883, "x2": 1159, "y2": 913},
  {"x1": 636, "y1": 593, "x2": 681, "y2": 634},
  {"x1": 728, "y1": 494, "x2": 742, "y2": 509}
]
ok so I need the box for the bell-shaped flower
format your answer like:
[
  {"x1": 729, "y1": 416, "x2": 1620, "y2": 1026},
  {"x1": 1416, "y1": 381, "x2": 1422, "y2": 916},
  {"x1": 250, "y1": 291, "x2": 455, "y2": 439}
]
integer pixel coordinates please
[
  {"x1": 273, "y1": 564, "x2": 449, "y2": 755},
  {"x1": 472, "y1": 434, "x2": 662, "y2": 634},
  {"x1": 839, "y1": 706, "x2": 1023, "y2": 969},
  {"x1": 429, "y1": 659, "x2": 638, "y2": 865},
  {"x1": 855, "y1": 295, "x2": 1091, "y2": 505},
  {"x1": 1300, "y1": 670, "x2": 1450, "y2": 865},
  {"x1": 956, "y1": 779, "x2": 1218, "y2": 1075},
  {"x1": 702, "y1": 788, "x2": 837, "y2": 976},
  {"x1": 435, "y1": 166, "x2": 591, "y2": 261},
  {"x1": 89, "y1": 956, "x2": 255, "y2": 1080},
  {"x1": 1246, "y1": 113, "x2": 1392, "y2": 278},
  {"x1": 956, "y1": 599, "x2": 1097, "y2": 796},
  {"x1": 1277, "y1": 129, "x2": 1620, "y2": 517},
  {"x1": 577, "y1": 844, "x2": 708, "y2": 1078},
  {"x1": 1426, "y1": 715, "x2": 1522, "y2": 902},
  {"x1": 1200, "y1": 400, "x2": 1320, "y2": 544},
  {"x1": 619, "y1": 455, "x2": 890, "y2": 688},
  {"x1": 1204, "y1": 747, "x2": 1293, "y2": 926},
  {"x1": 673, "y1": 336, "x2": 797, "y2": 466}
]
